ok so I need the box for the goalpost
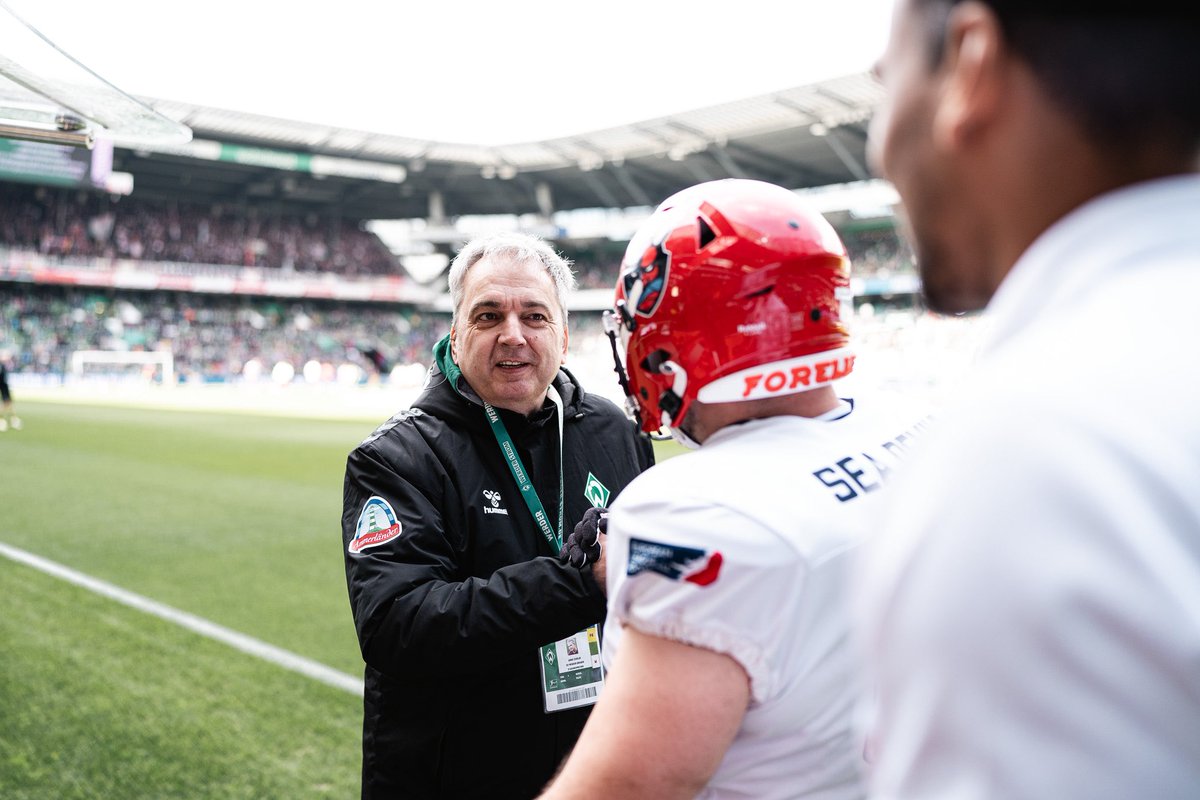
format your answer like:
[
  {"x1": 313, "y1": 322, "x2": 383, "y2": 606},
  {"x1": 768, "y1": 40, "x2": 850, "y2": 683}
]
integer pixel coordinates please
[{"x1": 70, "y1": 350, "x2": 175, "y2": 386}]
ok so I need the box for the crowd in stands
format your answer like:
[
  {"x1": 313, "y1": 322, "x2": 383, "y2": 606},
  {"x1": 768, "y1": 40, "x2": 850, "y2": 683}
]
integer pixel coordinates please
[
  {"x1": 556, "y1": 241, "x2": 629, "y2": 290},
  {"x1": 1, "y1": 182, "x2": 915, "y2": 290},
  {"x1": 1, "y1": 181, "x2": 937, "y2": 392},
  {"x1": 1, "y1": 284, "x2": 445, "y2": 385},
  {"x1": 839, "y1": 225, "x2": 916, "y2": 280},
  {"x1": 0, "y1": 184, "x2": 400, "y2": 277},
  {"x1": 1, "y1": 279, "x2": 947, "y2": 396},
  {"x1": 0, "y1": 282, "x2": 655, "y2": 391},
  {"x1": 0, "y1": 183, "x2": 913, "y2": 289}
]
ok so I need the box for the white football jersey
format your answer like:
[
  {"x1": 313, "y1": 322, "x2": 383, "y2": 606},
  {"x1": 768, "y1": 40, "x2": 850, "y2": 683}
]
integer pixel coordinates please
[
  {"x1": 604, "y1": 401, "x2": 928, "y2": 800},
  {"x1": 857, "y1": 175, "x2": 1200, "y2": 800}
]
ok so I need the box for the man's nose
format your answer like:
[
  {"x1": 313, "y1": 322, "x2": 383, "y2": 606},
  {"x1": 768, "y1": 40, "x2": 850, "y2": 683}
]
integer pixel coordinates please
[{"x1": 498, "y1": 314, "x2": 526, "y2": 345}]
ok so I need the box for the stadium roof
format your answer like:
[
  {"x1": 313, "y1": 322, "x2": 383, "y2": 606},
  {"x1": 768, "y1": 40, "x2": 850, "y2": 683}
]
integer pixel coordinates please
[{"x1": 114, "y1": 72, "x2": 884, "y2": 222}]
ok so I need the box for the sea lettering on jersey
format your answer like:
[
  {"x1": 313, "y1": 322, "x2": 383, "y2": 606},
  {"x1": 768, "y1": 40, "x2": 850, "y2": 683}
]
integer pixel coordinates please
[{"x1": 812, "y1": 417, "x2": 933, "y2": 503}]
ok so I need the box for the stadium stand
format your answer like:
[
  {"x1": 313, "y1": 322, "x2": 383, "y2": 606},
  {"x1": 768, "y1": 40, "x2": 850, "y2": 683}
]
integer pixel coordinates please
[
  {"x1": 0, "y1": 198, "x2": 928, "y2": 391},
  {"x1": 0, "y1": 184, "x2": 399, "y2": 276},
  {"x1": 0, "y1": 66, "x2": 972, "y2": 405},
  {"x1": 0, "y1": 283, "x2": 443, "y2": 384}
]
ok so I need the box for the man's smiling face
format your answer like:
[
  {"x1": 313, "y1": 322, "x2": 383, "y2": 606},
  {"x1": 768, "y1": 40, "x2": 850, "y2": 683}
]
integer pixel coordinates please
[{"x1": 450, "y1": 255, "x2": 568, "y2": 416}]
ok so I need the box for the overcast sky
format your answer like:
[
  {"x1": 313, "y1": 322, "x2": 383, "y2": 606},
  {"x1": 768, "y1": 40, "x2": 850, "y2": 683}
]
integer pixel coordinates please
[{"x1": 5, "y1": 0, "x2": 894, "y2": 145}]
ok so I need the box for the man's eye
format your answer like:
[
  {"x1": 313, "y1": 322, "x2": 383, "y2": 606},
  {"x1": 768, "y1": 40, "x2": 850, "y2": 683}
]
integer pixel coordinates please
[
  {"x1": 525, "y1": 313, "x2": 547, "y2": 323},
  {"x1": 476, "y1": 312, "x2": 499, "y2": 322}
]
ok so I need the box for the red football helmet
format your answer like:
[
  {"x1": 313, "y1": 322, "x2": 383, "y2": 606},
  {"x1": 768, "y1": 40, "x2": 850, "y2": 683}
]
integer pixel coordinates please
[{"x1": 608, "y1": 179, "x2": 854, "y2": 437}]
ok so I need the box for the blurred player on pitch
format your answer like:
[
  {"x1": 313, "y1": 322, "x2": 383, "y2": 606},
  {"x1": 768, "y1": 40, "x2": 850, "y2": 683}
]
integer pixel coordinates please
[
  {"x1": 540, "y1": 178, "x2": 928, "y2": 799},
  {"x1": 0, "y1": 353, "x2": 20, "y2": 432}
]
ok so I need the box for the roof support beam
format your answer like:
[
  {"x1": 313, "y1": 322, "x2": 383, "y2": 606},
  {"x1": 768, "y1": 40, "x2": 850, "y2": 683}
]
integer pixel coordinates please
[
  {"x1": 707, "y1": 145, "x2": 747, "y2": 179},
  {"x1": 723, "y1": 142, "x2": 820, "y2": 183},
  {"x1": 580, "y1": 171, "x2": 623, "y2": 209},
  {"x1": 535, "y1": 181, "x2": 555, "y2": 218},
  {"x1": 821, "y1": 129, "x2": 871, "y2": 182},
  {"x1": 681, "y1": 156, "x2": 716, "y2": 184},
  {"x1": 609, "y1": 163, "x2": 653, "y2": 207},
  {"x1": 428, "y1": 190, "x2": 446, "y2": 225}
]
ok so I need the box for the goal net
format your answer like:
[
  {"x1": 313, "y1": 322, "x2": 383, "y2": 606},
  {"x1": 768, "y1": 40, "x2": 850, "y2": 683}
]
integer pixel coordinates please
[{"x1": 70, "y1": 350, "x2": 175, "y2": 385}]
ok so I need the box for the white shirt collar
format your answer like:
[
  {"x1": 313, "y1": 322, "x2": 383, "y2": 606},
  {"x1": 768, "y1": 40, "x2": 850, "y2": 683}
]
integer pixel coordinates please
[{"x1": 980, "y1": 175, "x2": 1200, "y2": 356}]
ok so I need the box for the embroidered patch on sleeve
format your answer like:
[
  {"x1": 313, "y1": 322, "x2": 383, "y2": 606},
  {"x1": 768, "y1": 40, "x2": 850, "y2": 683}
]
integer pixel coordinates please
[
  {"x1": 627, "y1": 537, "x2": 723, "y2": 586},
  {"x1": 349, "y1": 496, "x2": 402, "y2": 553}
]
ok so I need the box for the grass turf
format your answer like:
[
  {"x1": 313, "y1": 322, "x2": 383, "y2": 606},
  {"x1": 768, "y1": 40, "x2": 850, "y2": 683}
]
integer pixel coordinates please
[
  {"x1": 1, "y1": 400, "x2": 369, "y2": 798},
  {"x1": 0, "y1": 398, "x2": 685, "y2": 797},
  {"x1": 0, "y1": 558, "x2": 362, "y2": 800},
  {"x1": 0, "y1": 401, "x2": 370, "y2": 675}
]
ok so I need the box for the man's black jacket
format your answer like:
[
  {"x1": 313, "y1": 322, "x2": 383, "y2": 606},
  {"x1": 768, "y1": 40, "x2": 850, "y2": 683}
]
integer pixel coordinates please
[{"x1": 342, "y1": 354, "x2": 653, "y2": 799}]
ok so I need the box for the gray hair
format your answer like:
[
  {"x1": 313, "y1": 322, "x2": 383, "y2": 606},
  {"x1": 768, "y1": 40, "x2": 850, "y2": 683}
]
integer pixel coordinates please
[{"x1": 447, "y1": 232, "x2": 576, "y2": 325}]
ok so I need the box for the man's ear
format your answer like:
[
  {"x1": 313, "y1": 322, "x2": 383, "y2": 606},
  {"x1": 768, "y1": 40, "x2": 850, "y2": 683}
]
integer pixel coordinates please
[
  {"x1": 561, "y1": 325, "x2": 569, "y2": 364},
  {"x1": 933, "y1": 1, "x2": 1004, "y2": 151},
  {"x1": 449, "y1": 326, "x2": 458, "y2": 363}
]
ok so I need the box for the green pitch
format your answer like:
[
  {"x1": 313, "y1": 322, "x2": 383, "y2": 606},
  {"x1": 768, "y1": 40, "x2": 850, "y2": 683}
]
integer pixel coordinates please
[
  {"x1": 1, "y1": 401, "x2": 370, "y2": 799},
  {"x1": 0, "y1": 399, "x2": 684, "y2": 798}
]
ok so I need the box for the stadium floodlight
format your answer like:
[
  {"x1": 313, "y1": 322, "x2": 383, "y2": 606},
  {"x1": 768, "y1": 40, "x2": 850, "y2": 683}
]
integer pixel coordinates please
[{"x1": 0, "y1": 0, "x2": 190, "y2": 149}]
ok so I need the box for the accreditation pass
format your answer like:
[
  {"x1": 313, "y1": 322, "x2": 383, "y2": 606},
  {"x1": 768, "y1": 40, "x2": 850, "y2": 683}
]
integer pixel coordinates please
[{"x1": 539, "y1": 623, "x2": 604, "y2": 712}]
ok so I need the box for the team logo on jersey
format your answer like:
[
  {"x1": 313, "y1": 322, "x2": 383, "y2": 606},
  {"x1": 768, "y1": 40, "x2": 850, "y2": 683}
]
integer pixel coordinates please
[
  {"x1": 349, "y1": 496, "x2": 401, "y2": 553},
  {"x1": 621, "y1": 238, "x2": 672, "y2": 319},
  {"x1": 482, "y1": 489, "x2": 509, "y2": 515},
  {"x1": 627, "y1": 537, "x2": 723, "y2": 587},
  {"x1": 583, "y1": 473, "x2": 610, "y2": 508}
]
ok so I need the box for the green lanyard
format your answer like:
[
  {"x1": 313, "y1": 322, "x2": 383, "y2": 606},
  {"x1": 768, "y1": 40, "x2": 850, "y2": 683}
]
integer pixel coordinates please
[{"x1": 482, "y1": 387, "x2": 564, "y2": 554}]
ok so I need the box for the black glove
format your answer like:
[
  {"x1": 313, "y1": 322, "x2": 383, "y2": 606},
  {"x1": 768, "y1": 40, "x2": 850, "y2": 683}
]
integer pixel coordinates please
[{"x1": 562, "y1": 506, "x2": 608, "y2": 569}]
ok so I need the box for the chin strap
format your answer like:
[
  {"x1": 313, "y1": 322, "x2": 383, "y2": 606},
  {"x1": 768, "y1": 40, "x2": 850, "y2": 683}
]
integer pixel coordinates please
[{"x1": 657, "y1": 359, "x2": 700, "y2": 448}]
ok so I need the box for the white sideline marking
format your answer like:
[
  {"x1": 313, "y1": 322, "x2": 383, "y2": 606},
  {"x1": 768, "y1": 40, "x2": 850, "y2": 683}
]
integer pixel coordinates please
[{"x1": 0, "y1": 541, "x2": 364, "y2": 697}]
